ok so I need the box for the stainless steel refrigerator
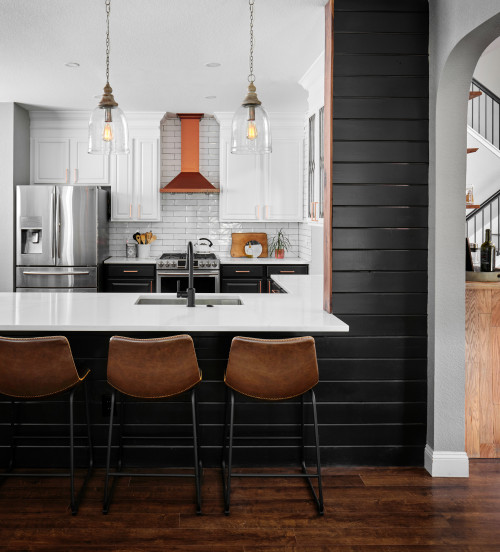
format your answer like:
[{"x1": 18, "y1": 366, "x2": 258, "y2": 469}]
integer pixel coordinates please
[{"x1": 16, "y1": 186, "x2": 109, "y2": 292}]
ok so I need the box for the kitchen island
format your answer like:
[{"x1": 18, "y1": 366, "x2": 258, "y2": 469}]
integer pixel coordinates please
[{"x1": 0, "y1": 275, "x2": 355, "y2": 469}]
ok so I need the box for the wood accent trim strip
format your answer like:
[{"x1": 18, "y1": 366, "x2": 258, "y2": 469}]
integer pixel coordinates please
[{"x1": 323, "y1": 0, "x2": 334, "y2": 313}]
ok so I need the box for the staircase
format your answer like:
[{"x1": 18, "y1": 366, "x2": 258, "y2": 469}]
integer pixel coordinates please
[{"x1": 466, "y1": 79, "x2": 500, "y2": 251}]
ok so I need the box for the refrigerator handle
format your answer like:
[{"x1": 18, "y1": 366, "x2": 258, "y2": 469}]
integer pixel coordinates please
[
  {"x1": 51, "y1": 190, "x2": 56, "y2": 261},
  {"x1": 55, "y1": 190, "x2": 61, "y2": 260}
]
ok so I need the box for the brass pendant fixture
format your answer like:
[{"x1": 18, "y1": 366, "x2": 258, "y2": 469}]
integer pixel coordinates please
[
  {"x1": 88, "y1": 0, "x2": 129, "y2": 155},
  {"x1": 231, "y1": 0, "x2": 271, "y2": 154}
]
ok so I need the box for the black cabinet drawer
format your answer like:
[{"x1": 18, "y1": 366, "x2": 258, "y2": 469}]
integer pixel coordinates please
[
  {"x1": 106, "y1": 264, "x2": 156, "y2": 279},
  {"x1": 266, "y1": 265, "x2": 309, "y2": 277},
  {"x1": 221, "y1": 279, "x2": 264, "y2": 294},
  {"x1": 269, "y1": 280, "x2": 287, "y2": 294},
  {"x1": 221, "y1": 265, "x2": 264, "y2": 279},
  {"x1": 105, "y1": 280, "x2": 155, "y2": 293}
]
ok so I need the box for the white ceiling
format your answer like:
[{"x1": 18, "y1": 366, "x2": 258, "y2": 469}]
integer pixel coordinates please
[{"x1": 0, "y1": 0, "x2": 325, "y2": 113}]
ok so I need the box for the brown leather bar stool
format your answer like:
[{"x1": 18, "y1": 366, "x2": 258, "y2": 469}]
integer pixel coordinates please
[
  {"x1": 0, "y1": 336, "x2": 93, "y2": 515},
  {"x1": 103, "y1": 335, "x2": 203, "y2": 514},
  {"x1": 221, "y1": 336, "x2": 324, "y2": 515}
]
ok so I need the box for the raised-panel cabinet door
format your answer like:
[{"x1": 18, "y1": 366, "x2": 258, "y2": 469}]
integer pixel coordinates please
[
  {"x1": 134, "y1": 137, "x2": 160, "y2": 221},
  {"x1": 264, "y1": 138, "x2": 304, "y2": 221},
  {"x1": 33, "y1": 138, "x2": 70, "y2": 184},
  {"x1": 219, "y1": 136, "x2": 264, "y2": 221},
  {"x1": 110, "y1": 142, "x2": 134, "y2": 221},
  {"x1": 71, "y1": 139, "x2": 110, "y2": 185}
]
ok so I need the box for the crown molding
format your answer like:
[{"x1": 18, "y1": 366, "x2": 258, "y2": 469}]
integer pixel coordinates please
[
  {"x1": 30, "y1": 110, "x2": 165, "y2": 130},
  {"x1": 299, "y1": 51, "x2": 325, "y2": 115}
]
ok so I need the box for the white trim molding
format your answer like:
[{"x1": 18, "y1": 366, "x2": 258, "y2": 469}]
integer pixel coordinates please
[{"x1": 424, "y1": 445, "x2": 469, "y2": 477}]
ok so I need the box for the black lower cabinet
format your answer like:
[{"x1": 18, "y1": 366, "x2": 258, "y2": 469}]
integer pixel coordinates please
[
  {"x1": 221, "y1": 263, "x2": 308, "y2": 294},
  {"x1": 221, "y1": 279, "x2": 264, "y2": 293},
  {"x1": 105, "y1": 264, "x2": 155, "y2": 293}
]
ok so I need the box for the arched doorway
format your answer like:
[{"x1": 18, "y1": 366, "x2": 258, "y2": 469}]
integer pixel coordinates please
[{"x1": 427, "y1": 10, "x2": 500, "y2": 476}]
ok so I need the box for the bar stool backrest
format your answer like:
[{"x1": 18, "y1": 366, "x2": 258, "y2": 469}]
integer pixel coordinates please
[
  {"x1": 225, "y1": 336, "x2": 319, "y2": 400},
  {"x1": 0, "y1": 336, "x2": 82, "y2": 398},
  {"x1": 107, "y1": 335, "x2": 201, "y2": 399}
]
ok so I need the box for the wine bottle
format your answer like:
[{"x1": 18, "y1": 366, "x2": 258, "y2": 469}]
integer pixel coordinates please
[{"x1": 480, "y1": 229, "x2": 496, "y2": 272}]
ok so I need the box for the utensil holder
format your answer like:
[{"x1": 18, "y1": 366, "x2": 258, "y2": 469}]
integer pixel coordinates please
[{"x1": 137, "y1": 244, "x2": 151, "y2": 259}]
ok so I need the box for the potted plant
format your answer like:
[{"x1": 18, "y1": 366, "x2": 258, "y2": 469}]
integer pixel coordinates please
[{"x1": 269, "y1": 228, "x2": 291, "y2": 259}]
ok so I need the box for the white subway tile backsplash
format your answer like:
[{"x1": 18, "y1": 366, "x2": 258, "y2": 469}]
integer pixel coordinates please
[{"x1": 109, "y1": 115, "x2": 302, "y2": 258}]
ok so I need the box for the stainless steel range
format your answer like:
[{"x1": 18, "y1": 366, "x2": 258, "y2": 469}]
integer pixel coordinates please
[{"x1": 156, "y1": 252, "x2": 220, "y2": 293}]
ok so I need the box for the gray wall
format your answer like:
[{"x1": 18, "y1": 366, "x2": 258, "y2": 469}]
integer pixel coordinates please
[
  {"x1": 0, "y1": 103, "x2": 29, "y2": 292},
  {"x1": 428, "y1": 1, "x2": 500, "y2": 455}
]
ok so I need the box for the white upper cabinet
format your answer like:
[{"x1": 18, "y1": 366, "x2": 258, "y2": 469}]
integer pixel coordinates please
[
  {"x1": 32, "y1": 137, "x2": 70, "y2": 184},
  {"x1": 30, "y1": 111, "x2": 162, "y2": 222},
  {"x1": 215, "y1": 112, "x2": 304, "y2": 222},
  {"x1": 31, "y1": 113, "x2": 110, "y2": 185},
  {"x1": 111, "y1": 132, "x2": 160, "y2": 222}
]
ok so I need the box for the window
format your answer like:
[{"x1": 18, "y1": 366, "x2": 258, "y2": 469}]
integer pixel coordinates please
[
  {"x1": 308, "y1": 114, "x2": 316, "y2": 219},
  {"x1": 307, "y1": 107, "x2": 324, "y2": 222}
]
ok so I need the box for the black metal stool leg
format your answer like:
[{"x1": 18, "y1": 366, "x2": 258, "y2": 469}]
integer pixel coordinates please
[
  {"x1": 311, "y1": 389, "x2": 324, "y2": 515},
  {"x1": 191, "y1": 388, "x2": 202, "y2": 515},
  {"x1": 300, "y1": 394, "x2": 306, "y2": 467},
  {"x1": 84, "y1": 379, "x2": 94, "y2": 471},
  {"x1": 117, "y1": 393, "x2": 124, "y2": 473},
  {"x1": 224, "y1": 390, "x2": 235, "y2": 515},
  {"x1": 103, "y1": 390, "x2": 116, "y2": 514},
  {"x1": 69, "y1": 388, "x2": 76, "y2": 515}
]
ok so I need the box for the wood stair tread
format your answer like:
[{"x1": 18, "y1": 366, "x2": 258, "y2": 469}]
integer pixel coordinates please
[
  {"x1": 467, "y1": 147, "x2": 479, "y2": 154},
  {"x1": 469, "y1": 91, "x2": 482, "y2": 100}
]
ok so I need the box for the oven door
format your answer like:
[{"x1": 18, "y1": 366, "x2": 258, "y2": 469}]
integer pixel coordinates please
[{"x1": 156, "y1": 271, "x2": 220, "y2": 293}]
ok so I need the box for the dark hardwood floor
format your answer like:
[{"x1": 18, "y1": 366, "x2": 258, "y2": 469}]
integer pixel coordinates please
[{"x1": 1, "y1": 460, "x2": 500, "y2": 550}]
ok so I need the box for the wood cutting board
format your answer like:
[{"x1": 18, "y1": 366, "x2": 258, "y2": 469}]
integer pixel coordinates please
[{"x1": 230, "y1": 233, "x2": 268, "y2": 258}]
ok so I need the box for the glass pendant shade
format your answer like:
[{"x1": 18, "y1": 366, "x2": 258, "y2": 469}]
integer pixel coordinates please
[
  {"x1": 88, "y1": 104, "x2": 129, "y2": 155},
  {"x1": 231, "y1": 102, "x2": 271, "y2": 154}
]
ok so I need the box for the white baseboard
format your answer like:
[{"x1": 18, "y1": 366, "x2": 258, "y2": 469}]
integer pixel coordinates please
[{"x1": 424, "y1": 445, "x2": 469, "y2": 477}]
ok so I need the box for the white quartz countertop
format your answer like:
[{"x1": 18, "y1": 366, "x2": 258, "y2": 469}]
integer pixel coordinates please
[
  {"x1": 104, "y1": 257, "x2": 157, "y2": 264},
  {"x1": 219, "y1": 256, "x2": 309, "y2": 265},
  {"x1": 0, "y1": 275, "x2": 348, "y2": 333}
]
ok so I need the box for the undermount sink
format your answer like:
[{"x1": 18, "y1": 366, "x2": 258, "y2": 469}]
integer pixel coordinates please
[{"x1": 135, "y1": 296, "x2": 243, "y2": 306}]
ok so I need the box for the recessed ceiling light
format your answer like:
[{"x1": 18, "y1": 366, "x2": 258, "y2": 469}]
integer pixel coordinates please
[
  {"x1": 65, "y1": 62, "x2": 80, "y2": 68},
  {"x1": 205, "y1": 62, "x2": 221, "y2": 68},
  {"x1": 205, "y1": 95, "x2": 217, "y2": 100}
]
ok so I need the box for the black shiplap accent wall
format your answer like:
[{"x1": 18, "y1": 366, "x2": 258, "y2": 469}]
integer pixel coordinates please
[{"x1": 329, "y1": 0, "x2": 429, "y2": 464}]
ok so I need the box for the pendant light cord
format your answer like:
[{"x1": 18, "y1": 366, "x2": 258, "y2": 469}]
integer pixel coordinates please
[
  {"x1": 105, "y1": 0, "x2": 111, "y2": 84},
  {"x1": 248, "y1": 0, "x2": 255, "y2": 83}
]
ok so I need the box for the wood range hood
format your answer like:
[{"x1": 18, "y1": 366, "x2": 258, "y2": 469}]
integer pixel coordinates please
[{"x1": 160, "y1": 113, "x2": 219, "y2": 193}]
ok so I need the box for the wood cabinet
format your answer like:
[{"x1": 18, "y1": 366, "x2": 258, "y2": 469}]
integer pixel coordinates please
[
  {"x1": 221, "y1": 263, "x2": 308, "y2": 294},
  {"x1": 465, "y1": 282, "x2": 500, "y2": 458},
  {"x1": 215, "y1": 113, "x2": 304, "y2": 222},
  {"x1": 104, "y1": 264, "x2": 155, "y2": 293},
  {"x1": 31, "y1": 135, "x2": 109, "y2": 185}
]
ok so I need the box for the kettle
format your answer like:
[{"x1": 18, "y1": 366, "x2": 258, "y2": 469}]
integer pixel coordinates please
[{"x1": 194, "y1": 237, "x2": 213, "y2": 254}]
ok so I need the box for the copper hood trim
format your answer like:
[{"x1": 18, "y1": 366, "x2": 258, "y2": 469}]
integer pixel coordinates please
[{"x1": 160, "y1": 113, "x2": 219, "y2": 193}]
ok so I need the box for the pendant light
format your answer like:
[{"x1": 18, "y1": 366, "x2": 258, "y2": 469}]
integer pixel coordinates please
[
  {"x1": 231, "y1": 0, "x2": 271, "y2": 154},
  {"x1": 88, "y1": 0, "x2": 129, "y2": 155}
]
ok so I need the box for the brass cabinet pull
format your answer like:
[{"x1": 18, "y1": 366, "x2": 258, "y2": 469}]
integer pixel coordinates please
[
  {"x1": 280, "y1": 270, "x2": 295, "y2": 273},
  {"x1": 268, "y1": 280, "x2": 271, "y2": 293},
  {"x1": 235, "y1": 270, "x2": 250, "y2": 273},
  {"x1": 123, "y1": 270, "x2": 139, "y2": 273},
  {"x1": 259, "y1": 280, "x2": 262, "y2": 293},
  {"x1": 129, "y1": 203, "x2": 132, "y2": 218}
]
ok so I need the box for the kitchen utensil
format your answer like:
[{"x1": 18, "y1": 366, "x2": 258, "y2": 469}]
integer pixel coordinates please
[
  {"x1": 141, "y1": 234, "x2": 146, "y2": 245},
  {"x1": 133, "y1": 231, "x2": 140, "y2": 242},
  {"x1": 135, "y1": 234, "x2": 141, "y2": 244},
  {"x1": 149, "y1": 236, "x2": 157, "y2": 244},
  {"x1": 244, "y1": 240, "x2": 263, "y2": 258},
  {"x1": 231, "y1": 233, "x2": 268, "y2": 258},
  {"x1": 146, "y1": 231, "x2": 153, "y2": 244}
]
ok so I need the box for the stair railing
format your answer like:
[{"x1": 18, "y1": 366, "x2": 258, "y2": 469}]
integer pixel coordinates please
[
  {"x1": 466, "y1": 189, "x2": 500, "y2": 253},
  {"x1": 469, "y1": 79, "x2": 500, "y2": 149}
]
